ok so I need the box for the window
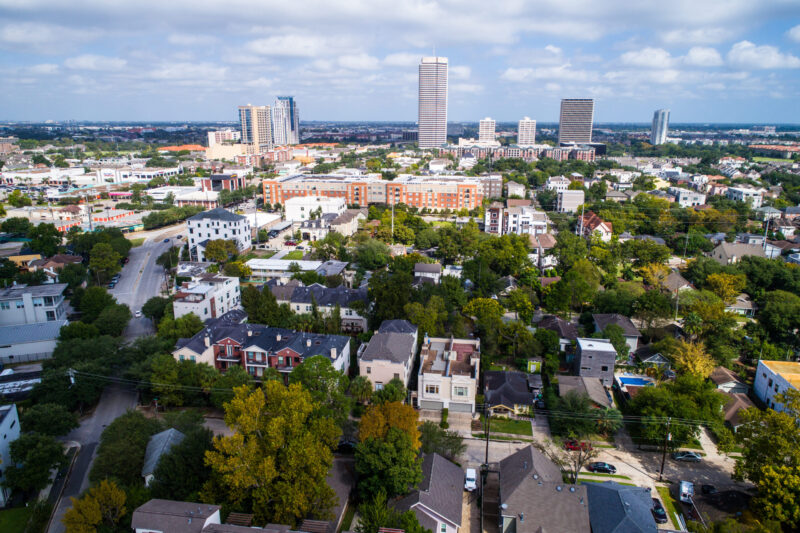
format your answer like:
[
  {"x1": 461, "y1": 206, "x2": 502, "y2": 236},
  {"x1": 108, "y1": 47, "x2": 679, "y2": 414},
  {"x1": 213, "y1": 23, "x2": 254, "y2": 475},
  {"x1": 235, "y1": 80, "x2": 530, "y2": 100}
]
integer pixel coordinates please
[
  {"x1": 394, "y1": 373, "x2": 400, "y2": 380},
  {"x1": 601, "y1": 366, "x2": 609, "y2": 372},
  {"x1": 190, "y1": 356, "x2": 196, "y2": 362},
  {"x1": 366, "y1": 367, "x2": 371, "y2": 374},
  {"x1": 46, "y1": 310, "x2": 55, "y2": 321},
  {"x1": 440, "y1": 524, "x2": 447, "y2": 533},
  {"x1": 375, "y1": 382, "x2": 383, "y2": 390},
  {"x1": 0, "y1": 302, "x2": 8, "y2": 310},
  {"x1": 15, "y1": 301, "x2": 23, "y2": 309},
  {"x1": 768, "y1": 378, "x2": 773, "y2": 387},
  {"x1": 278, "y1": 356, "x2": 284, "y2": 365},
  {"x1": 453, "y1": 386, "x2": 468, "y2": 397},
  {"x1": 425, "y1": 385, "x2": 439, "y2": 395},
  {"x1": 179, "y1": 355, "x2": 185, "y2": 361}
]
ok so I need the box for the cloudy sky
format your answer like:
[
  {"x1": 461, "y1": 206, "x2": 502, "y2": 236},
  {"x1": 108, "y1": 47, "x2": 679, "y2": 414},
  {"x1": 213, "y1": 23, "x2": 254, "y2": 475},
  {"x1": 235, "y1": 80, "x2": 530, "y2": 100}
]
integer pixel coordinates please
[{"x1": 1, "y1": 0, "x2": 800, "y2": 123}]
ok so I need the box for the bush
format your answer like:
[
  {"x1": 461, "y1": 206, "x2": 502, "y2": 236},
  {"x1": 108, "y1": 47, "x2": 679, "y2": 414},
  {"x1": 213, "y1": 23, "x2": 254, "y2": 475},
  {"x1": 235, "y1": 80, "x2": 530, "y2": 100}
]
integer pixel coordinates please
[
  {"x1": 23, "y1": 501, "x2": 53, "y2": 533},
  {"x1": 440, "y1": 408, "x2": 449, "y2": 429}
]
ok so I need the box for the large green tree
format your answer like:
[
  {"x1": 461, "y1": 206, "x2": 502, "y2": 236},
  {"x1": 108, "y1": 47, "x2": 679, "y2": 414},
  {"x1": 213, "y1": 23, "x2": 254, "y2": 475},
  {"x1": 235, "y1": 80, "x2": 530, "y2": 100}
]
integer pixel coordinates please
[
  {"x1": 89, "y1": 242, "x2": 121, "y2": 282},
  {"x1": 21, "y1": 404, "x2": 79, "y2": 436},
  {"x1": 89, "y1": 410, "x2": 162, "y2": 486},
  {"x1": 27, "y1": 223, "x2": 61, "y2": 257},
  {"x1": 289, "y1": 355, "x2": 352, "y2": 427},
  {"x1": 355, "y1": 427, "x2": 423, "y2": 500},
  {"x1": 4, "y1": 433, "x2": 68, "y2": 494},
  {"x1": 150, "y1": 427, "x2": 214, "y2": 502}
]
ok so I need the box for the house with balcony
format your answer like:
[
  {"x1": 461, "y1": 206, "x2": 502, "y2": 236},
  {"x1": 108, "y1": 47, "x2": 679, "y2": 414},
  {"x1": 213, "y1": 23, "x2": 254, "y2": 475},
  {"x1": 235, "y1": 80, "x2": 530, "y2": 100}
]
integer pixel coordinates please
[
  {"x1": 0, "y1": 283, "x2": 69, "y2": 364},
  {"x1": 417, "y1": 335, "x2": 480, "y2": 413},
  {"x1": 358, "y1": 320, "x2": 418, "y2": 390},
  {"x1": 172, "y1": 273, "x2": 241, "y2": 321},
  {"x1": 173, "y1": 310, "x2": 350, "y2": 378}
]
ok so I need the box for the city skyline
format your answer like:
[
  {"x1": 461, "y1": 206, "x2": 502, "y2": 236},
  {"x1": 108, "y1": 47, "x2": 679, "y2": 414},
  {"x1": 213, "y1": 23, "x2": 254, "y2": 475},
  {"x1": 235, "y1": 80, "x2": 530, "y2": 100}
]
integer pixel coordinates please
[{"x1": 1, "y1": 1, "x2": 800, "y2": 123}]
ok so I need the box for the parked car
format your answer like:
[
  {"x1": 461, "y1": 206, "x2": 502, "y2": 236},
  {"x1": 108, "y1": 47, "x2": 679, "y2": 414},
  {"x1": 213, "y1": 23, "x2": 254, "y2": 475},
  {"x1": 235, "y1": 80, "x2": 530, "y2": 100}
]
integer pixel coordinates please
[
  {"x1": 651, "y1": 498, "x2": 668, "y2": 524},
  {"x1": 672, "y1": 451, "x2": 702, "y2": 462},
  {"x1": 135, "y1": 310, "x2": 142, "y2": 318},
  {"x1": 107, "y1": 282, "x2": 116, "y2": 289},
  {"x1": 701, "y1": 484, "x2": 718, "y2": 495},
  {"x1": 285, "y1": 241, "x2": 297, "y2": 246},
  {"x1": 163, "y1": 238, "x2": 170, "y2": 243},
  {"x1": 564, "y1": 440, "x2": 592, "y2": 451},
  {"x1": 464, "y1": 468, "x2": 477, "y2": 491},
  {"x1": 586, "y1": 462, "x2": 616, "y2": 474}
]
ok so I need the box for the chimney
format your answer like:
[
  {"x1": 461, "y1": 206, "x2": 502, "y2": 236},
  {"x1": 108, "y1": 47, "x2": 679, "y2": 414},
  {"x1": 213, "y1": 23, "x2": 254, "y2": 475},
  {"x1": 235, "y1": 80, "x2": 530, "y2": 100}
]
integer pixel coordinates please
[
  {"x1": 306, "y1": 338, "x2": 312, "y2": 348},
  {"x1": 330, "y1": 347, "x2": 337, "y2": 359},
  {"x1": 247, "y1": 329, "x2": 252, "y2": 337},
  {"x1": 203, "y1": 335, "x2": 210, "y2": 347},
  {"x1": 276, "y1": 334, "x2": 281, "y2": 341}
]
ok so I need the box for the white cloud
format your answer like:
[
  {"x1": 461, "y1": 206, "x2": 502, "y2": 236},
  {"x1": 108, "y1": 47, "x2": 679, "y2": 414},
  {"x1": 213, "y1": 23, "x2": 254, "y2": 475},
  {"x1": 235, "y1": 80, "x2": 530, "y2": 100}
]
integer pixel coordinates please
[
  {"x1": 168, "y1": 34, "x2": 215, "y2": 46},
  {"x1": 450, "y1": 83, "x2": 483, "y2": 94},
  {"x1": 501, "y1": 63, "x2": 594, "y2": 82},
  {"x1": 450, "y1": 65, "x2": 471, "y2": 80},
  {"x1": 683, "y1": 47, "x2": 723, "y2": 67},
  {"x1": 26, "y1": 63, "x2": 59, "y2": 75},
  {"x1": 620, "y1": 47, "x2": 674, "y2": 68},
  {"x1": 64, "y1": 54, "x2": 127, "y2": 71},
  {"x1": 788, "y1": 24, "x2": 800, "y2": 43},
  {"x1": 383, "y1": 53, "x2": 421, "y2": 67},
  {"x1": 544, "y1": 45, "x2": 562, "y2": 55},
  {"x1": 149, "y1": 62, "x2": 226, "y2": 80},
  {"x1": 244, "y1": 77, "x2": 272, "y2": 88},
  {"x1": 0, "y1": 22, "x2": 94, "y2": 53},
  {"x1": 544, "y1": 82, "x2": 560, "y2": 92},
  {"x1": 659, "y1": 27, "x2": 730, "y2": 45},
  {"x1": 245, "y1": 34, "x2": 356, "y2": 57},
  {"x1": 338, "y1": 53, "x2": 380, "y2": 70},
  {"x1": 727, "y1": 41, "x2": 800, "y2": 69}
]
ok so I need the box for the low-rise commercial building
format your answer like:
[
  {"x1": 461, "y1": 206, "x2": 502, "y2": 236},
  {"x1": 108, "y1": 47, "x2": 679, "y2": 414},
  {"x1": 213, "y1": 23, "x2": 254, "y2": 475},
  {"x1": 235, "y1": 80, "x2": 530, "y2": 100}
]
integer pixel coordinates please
[{"x1": 556, "y1": 189, "x2": 584, "y2": 213}]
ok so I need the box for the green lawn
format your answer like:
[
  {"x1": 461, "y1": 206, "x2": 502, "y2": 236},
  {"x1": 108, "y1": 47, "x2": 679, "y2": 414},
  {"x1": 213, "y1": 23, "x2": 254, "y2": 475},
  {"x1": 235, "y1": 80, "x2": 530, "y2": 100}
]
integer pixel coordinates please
[
  {"x1": 579, "y1": 478, "x2": 636, "y2": 486},
  {"x1": 482, "y1": 415, "x2": 533, "y2": 436},
  {"x1": 753, "y1": 156, "x2": 790, "y2": 162},
  {"x1": 656, "y1": 485, "x2": 681, "y2": 522},
  {"x1": 0, "y1": 507, "x2": 33, "y2": 533},
  {"x1": 581, "y1": 472, "x2": 632, "y2": 480},
  {"x1": 284, "y1": 250, "x2": 305, "y2": 260},
  {"x1": 129, "y1": 237, "x2": 145, "y2": 247}
]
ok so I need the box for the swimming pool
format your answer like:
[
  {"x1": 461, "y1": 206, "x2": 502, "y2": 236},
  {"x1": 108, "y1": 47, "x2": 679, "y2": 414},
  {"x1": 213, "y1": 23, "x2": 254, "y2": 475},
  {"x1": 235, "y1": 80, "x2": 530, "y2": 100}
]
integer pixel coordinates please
[{"x1": 618, "y1": 376, "x2": 653, "y2": 387}]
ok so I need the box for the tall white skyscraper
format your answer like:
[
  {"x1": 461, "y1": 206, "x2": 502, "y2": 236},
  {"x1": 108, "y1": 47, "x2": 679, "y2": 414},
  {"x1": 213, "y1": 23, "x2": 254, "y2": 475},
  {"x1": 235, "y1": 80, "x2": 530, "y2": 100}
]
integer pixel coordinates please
[
  {"x1": 238, "y1": 105, "x2": 273, "y2": 151},
  {"x1": 558, "y1": 99, "x2": 594, "y2": 144},
  {"x1": 272, "y1": 96, "x2": 300, "y2": 145},
  {"x1": 517, "y1": 117, "x2": 536, "y2": 146},
  {"x1": 418, "y1": 57, "x2": 448, "y2": 149},
  {"x1": 651, "y1": 109, "x2": 670, "y2": 145},
  {"x1": 479, "y1": 117, "x2": 496, "y2": 143}
]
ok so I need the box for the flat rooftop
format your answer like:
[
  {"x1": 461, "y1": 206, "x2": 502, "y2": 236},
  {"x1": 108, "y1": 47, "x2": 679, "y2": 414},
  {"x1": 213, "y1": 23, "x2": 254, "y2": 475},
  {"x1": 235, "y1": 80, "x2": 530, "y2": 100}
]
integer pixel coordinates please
[
  {"x1": 577, "y1": 337, "x2": 617, "y2": 353},
  {"x1": 420, "y1": 337, "x2": 479, "y2": 377},
  {"x1": 762, "y1": 360, "x2": 800, "y2": 388}
]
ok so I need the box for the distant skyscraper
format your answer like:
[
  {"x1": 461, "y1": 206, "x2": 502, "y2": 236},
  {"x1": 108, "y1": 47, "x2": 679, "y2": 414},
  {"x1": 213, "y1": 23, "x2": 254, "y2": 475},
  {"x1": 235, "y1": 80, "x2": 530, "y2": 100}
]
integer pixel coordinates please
[
  {"x1": 517, "y1": 117, "x2": 536, "y2": 146},
  {"x1": 238, "y1": 105, "x2": 272, "y2": 151},
  {"x1": 272, "y1": 96, "x2": 300, "y2": 145},
  {"x1": 207, "y1": 129, "x2": 240, "y2": 147},
  {"x1": 651, "y1": 109, "x2": 670, "y2": 145},
  {"x1": 479, "y1": 117, "x2": 496, "y2": 143},
  {"x1": 558, "y1": 99, "x2": 594, "y2": 145},
  {"x1": 418, "y1": 57, "x2": 448, "y2": 149}
]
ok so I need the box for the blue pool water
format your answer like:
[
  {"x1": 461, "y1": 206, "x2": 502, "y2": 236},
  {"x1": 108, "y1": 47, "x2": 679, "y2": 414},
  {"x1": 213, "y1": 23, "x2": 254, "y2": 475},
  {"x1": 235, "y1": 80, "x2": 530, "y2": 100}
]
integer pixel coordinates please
[{"x1": 619, "y1": 377, "x2": 652, "y2": 387}]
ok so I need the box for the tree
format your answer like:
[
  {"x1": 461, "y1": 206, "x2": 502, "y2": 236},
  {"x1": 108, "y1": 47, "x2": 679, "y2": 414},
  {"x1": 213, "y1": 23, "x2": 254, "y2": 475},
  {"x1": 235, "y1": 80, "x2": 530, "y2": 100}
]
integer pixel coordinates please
[
  {"x1": 707, "y1": 273, "x2": 747, "y2": 304},
  {"x1": 142, "y1": 296, "x2": 170, "y2": 322},
  {"x1": 27, "y1": 223, "x2": 61, "y2": 257},
  {"x1": 150, "y1": 427, "x2": 214, "y2": 502},
  {"x1": 156, "y1": 246, "x2": 180, "y2": 269},
  {"x1": 535, "y1": 439, "x2": 598, "y2": 484},
  {"x1": 204, "y1": 383, "x2": 340, "y2": 526},
  {"x1": 547, "y1": 390, "x2": 596, "y2": 438},
  {"x1": 673, "y1": 341, "x2": 715, "y2": 378},
  {"x1": 639, "y1": 263, "x2": 670, "y2": 289},
  {"x1": 224, "y1": 261, "x2": 252, "y2": 278},
  {"x1": 506, "y1": 289, "x2": 534, "y2": 323},
  {"x1": 602, "y1": 324, "x2": 630, "y2": 359},
  {"x1": 59, "y1": 321, "x2": 100, "y2": 340},
  {"x1": 21, "y1": 403, "x2": 79, "y2": 436},
  {"x1": 734, "y1": 389, "x2": 800, "y2": 486},
  {"x1": 157, "y1": 312, "x2": 204, "y2": 341},
  {"x1": 210, "y1": 365, "x2": 253, "y2": 409},
  {"x1": 751, "y1": 465, "x2": 800, "y2": 530},
  {"x1": 355, "y1": 427, "x2": 423, "y2": 499},
  {"x1": 89, "y1": 410, "x2": 162, "y2": 487},
  {"x1": 289, "y1": 355, "x2": 352, "y2": 427},
  {"x1": 59, "y1": 262, "x2": 87, "y2": 290},
  {"x1": 204, "y1": 239, "x2": 238, "y2": 263},
  {"x1": 3, "y1": 433, "x2": 68, "y2": 494},
  {"x1": 372, "y1": 378, "x2": 407, "y2": 405},
  {"x1": 404, "y1": 296, "x2": 446, "y2": 337},
  {"x1": 350, "y1": 375, "x2": 373, "y2": 404},
  {"x1": 355, "y1": 239, "x2": 391, "y2": 270},
  {"x1": 634, "y1": 289, "x2": 672, "y2": 331},
  {"x1": 62, "y1": 479, "x2": 127, "y2": 533},
  {"x1": 552, "y1": 231, "x2": 588, "y2": 271},
  {"x1": 596, "y1": 408, "x2": 623, "y2": 437},
  {"x1": 359, "y1": 402, "x2": 421, "y2": 450},
  {"x1": 7, "y1": 189, "x2": 32, "y2": 207},
  {"x1": 150, "y1": 353, "x2": 183, "y2": 407},
  {"x1": 77, "y1": 286, "x2": 115, "y2": 323},
  {"x1": 94, "y1": 303, "x2": 131, "y2": 337},
  {"x1": 356, "y1": 489, "x2": 431, "y2": 533},
  {"x1": 758, "y1": 291, "x2": 800, "y2": 347},
  {"x1": 419, "y1": 421, "x2": 466, "y2": 461},
  {"x1": 89, "y1": 242, "x2": 121, "y2": 282}
]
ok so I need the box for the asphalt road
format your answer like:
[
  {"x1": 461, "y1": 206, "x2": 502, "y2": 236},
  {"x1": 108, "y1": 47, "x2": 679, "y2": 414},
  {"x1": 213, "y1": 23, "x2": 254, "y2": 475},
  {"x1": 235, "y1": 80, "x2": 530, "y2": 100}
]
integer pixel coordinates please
[{"x1": 48, "y1": 225, "x2": 185, "y2": 533}]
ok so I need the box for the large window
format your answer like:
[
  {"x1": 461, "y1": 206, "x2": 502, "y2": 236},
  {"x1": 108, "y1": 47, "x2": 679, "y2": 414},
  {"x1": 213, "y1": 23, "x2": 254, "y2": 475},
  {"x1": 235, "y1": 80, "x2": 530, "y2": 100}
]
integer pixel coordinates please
[
  {"x1": 453, "y1": 386, "x2": 468, "y2": 397},
  {"x1": 425, "y1": 385, "x2": 439, "y2": 395}
]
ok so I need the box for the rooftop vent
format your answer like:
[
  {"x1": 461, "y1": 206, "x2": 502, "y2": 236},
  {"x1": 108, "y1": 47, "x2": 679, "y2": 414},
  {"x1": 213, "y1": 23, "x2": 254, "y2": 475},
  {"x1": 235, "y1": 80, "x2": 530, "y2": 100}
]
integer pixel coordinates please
[{"x1": 556, "y1": 486, "x2": 562, "y2": 492}]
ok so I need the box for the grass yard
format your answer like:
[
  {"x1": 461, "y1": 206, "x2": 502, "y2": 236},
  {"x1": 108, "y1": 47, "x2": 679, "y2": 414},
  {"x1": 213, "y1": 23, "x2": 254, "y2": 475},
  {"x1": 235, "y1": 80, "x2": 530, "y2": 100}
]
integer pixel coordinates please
[
  {"x1": 656, "y1": 485, "x2": 681, "y2": 522},
  {"x1": 579, "y1": 478, "x2": 636, "y2": 486},
  {"x1": 581, "y1": 472, "x2": 632, "y2": 480},
  {"x1": 339, "y1": 506, "x2": 356, "y2": 533},
  {"x1": 284, "y1": 250, "x2": 305, "y2": 260},
  {"x1": 482, "y1": 415, "x2": 533, "y2": 436},
  {"x1": 0, "y1": 507, "x2": 33, "y2": 533},
  {"x1": 128, "y1": 237, "x2": 145, "y2": 247},
  {"x1": 472, "y1": 433, "x2": 533, "y2": 442},
  {"x1": 753, "y1": 156, "x2": 790, "y2": 162}
]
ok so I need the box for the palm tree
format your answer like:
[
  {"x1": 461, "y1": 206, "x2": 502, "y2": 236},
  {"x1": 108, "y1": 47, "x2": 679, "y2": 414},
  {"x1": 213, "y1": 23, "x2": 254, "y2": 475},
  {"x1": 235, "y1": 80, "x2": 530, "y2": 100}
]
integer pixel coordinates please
[
  {"x1": 350, "y1": 375, "x2": 373, "y2": 405},
  {"x1": 596, "y1": 408, "x2": 623, "y2": 437}
]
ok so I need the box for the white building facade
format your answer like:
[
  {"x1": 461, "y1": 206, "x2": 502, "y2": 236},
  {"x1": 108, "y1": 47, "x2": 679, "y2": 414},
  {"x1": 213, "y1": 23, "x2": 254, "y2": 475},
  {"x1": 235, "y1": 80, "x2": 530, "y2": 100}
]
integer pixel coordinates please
[
  {"x1": 517, "y1": 117, "x2": 536, "y2": 146},
  {"x1": 650, "y1": 109, "x2": 670, "y2": 145},
  {"x1": 284, "y1": 195, "x2": 347, "y2": 221},
  {"x1": 172, "y1": 274, "x2": 241, "y2": 321},
  {"x1": 187, "y1": 208, "x2": 252, "y2": 262},
  {"x1": 418, "y1": 57, "x2": 448, "y2": 149},
  {"x1": 479, "y1": 117, "x2": 496, "y2": 143}
]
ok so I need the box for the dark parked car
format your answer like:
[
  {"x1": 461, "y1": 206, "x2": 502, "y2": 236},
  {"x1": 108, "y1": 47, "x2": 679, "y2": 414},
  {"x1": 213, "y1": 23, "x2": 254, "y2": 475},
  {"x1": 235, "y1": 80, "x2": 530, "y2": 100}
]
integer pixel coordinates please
[
  {"x1": 651, "y1": 498, "x2": 668, "y2": 524},
  {"x1": 701, "y1": 484, "x2": 718, "y2": 495},
  {"x1": 672, "y1": 451, "x2": 702, "y2": 462},
  {"x1": 586, "y1": 462, "x2": 616, "y2": 474},
  {"x1": 163, "y1": 238, "x2": 170, "y2": 243}
]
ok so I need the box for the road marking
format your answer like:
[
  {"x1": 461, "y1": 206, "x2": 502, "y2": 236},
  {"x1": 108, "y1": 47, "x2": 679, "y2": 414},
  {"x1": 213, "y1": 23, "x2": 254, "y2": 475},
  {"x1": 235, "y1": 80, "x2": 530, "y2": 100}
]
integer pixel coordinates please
[{"x1": 132, "y1": 251, "x2": 151, "y2": 294}]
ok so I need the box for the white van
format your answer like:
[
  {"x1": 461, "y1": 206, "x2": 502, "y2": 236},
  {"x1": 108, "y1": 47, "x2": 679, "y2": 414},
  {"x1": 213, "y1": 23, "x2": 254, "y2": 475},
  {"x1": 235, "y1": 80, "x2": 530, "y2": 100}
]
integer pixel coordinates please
[
  {"x1": 465, "y1": 468, "x2": 477, "y2": 491},
  {"x1": 679, "y1": 481, "x2": 694, "y2": 504}
]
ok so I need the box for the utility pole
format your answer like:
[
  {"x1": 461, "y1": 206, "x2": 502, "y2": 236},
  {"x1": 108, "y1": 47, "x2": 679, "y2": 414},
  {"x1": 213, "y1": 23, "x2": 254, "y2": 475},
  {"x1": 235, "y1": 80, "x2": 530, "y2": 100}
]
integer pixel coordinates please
[
  {"x1": 683, "y1": 229, "x2": 690, "y2": 260},
  {"x1": 659, "y1": 417, "x2": 672, "y2": 482},
  {"x1": 253, "y1": 189, "x2": 259, "y2": 245},
  {"x1": 391, "y1": 199, "x2": 395, "y2": 245},
  {"x1": 577, "y1": 203, "x2": 585, "y2": 237},
  {"x1": 762, "y1": 217, "x2": 770, "y2": 250}
]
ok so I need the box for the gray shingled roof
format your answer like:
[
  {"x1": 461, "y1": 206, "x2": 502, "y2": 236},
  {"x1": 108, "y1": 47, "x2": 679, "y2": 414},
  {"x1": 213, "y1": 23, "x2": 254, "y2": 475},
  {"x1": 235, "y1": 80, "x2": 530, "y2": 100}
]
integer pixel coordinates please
[
  {"x1": 131, "y1": 499, "x2": 220, "y2": 533},
  {"x1": 0, "y1": 319, "x2": 68, "y2": 344},
  {"x1": 188, "y1": 207, "x2": 245, "y2": 222},
  {"x1": 414, "y1": 262, "x2": 442, "y2": 274},
  {"x1": 0, "y1": 283, "x2": 67, "y2": 300},
  {"x1": 485, "y1": 371, "x2": 535, "y2": 409},
  {"x1": 558, "y1": 376, "x2": 613, "y2": 408},
  {"x1": 378, "y1": 319, "x2": 417, "y2": 335},
  {"x1": 359, "y1": 332, "x2": 416, "y2": 364},
  {"x1": 394, "y1": 453, "x2": 463, "y2": 528},
  {"x1": 584, "y1": 481, "x2": 657, "y2": 533},
  {"x1": 142, "y1": 428, "x2": 185, "y2": 477},
  {"x1": 537, "y1": 315, "x2": 578, "y2": 340},
  {"x1": 593, "y1": 313, "x2": 641, "y2": 337}
]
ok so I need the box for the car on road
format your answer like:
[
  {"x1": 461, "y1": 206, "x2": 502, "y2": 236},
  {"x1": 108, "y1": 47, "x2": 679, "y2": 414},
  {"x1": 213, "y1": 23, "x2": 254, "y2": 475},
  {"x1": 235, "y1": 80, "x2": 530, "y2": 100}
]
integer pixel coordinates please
[
  {"x1": 285, "y1": 241, "x2": 297, "y2": 246},
  {"x1": 672, "y1": 451, "x2": 702, "y2": 462},
  {"x1": 135, "y1": 310, "x2": 142, "y2": 318},
  {"x1": 564, "y1": 439, "x2": 592, "y2": 451},
  {"x1": 163, "y1": 238, "x2": 170, "y2": 243},
  {"x1": 651, "y1": 498, "x2": 668, "y2": 524},
  {"x1": 701, "y1": 484, "x2": 718, "y2": 495},
  {"x1": 465, "y1": 468, "x2": 477, "y2": 491},
  {"x1": 586, "y1": 462, "x2": 616, "y2": 474},
  {"x1": 107, "y1": 282, "x2": 116, "y2": 289}
]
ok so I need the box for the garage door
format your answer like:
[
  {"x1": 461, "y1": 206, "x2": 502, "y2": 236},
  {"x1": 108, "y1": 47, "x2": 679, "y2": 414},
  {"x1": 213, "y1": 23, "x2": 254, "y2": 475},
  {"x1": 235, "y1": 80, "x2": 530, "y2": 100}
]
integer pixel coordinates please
[
  {"x1": 449, "y1": 401, "x2": 473, "y2": 413},
  {"x1": 419, "y1": 400, "x2": 443, "y2": 410}
]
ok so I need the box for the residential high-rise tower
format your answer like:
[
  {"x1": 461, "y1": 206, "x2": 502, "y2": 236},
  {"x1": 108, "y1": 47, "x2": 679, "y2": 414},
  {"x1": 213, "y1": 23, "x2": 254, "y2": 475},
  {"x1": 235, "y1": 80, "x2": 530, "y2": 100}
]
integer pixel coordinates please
[
  {"x1": 272, "y1": 96, "x2": 300, "y2": 145},
  {"x1": 517, "y1": 117, "x2": 536, "y2": 146},
  {"x1": 651, "y1": 109, "x2": 670, "y2": 145},
  {"x1": 558, "y1": 99, "x2": 594, "y2": 145},
  {"x1": 479, "y1": 117, "x2": 496, "y2": 143},
  {"x1": 418, "y1": 57, "x2": 448, "y2": 149},
  {"x1": 238, "y1": 105, "x2": 272, "y2": 151}
]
